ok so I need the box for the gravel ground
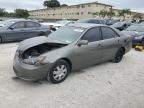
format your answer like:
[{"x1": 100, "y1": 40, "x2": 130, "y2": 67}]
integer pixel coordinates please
[{"x1": 0, "y1": 42, "x2": 144, "y2": 108}]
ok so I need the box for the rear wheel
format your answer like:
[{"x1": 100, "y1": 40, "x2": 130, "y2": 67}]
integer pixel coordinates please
[
  {"x1": 0, "y1": 37, "x2": 2, "y2": 43},
  {"x1": 112, "y1": 48, "x2": 124, "y2": 63},
  {"x1": 47, "y1": 60, "x2": 70, "y2": 84}
]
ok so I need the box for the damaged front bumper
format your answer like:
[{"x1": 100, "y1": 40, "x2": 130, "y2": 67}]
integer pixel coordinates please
[{"x1": 13, "y1": 57, "x2": 52, "y2": 81}]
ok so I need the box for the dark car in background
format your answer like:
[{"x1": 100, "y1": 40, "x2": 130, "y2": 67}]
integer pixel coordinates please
[
  {"x1": 77, "y1": 19, "x2": 106, "y2": 25},
  {"x1": 111, "y1": 21, "x2": 131, "y2": 31},
  {"x1": 122, "y1": 24, "x2": 144, "y2": 46},
  {"x1": 0, "y1": 19, "x2": 51, "y2": 43}
]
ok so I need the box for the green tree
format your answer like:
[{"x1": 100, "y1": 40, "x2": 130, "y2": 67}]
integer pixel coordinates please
[
  {"x1": 118, "y1": 9, "x2": 131, "y2": 20},
  {"x1": 92, "y1": 12, "x2": 101, "y2": 18},
  {"x1": 0, "y1": 8, "x2": 6, "y2": 17},
  {"x1": 43, "y1": 0, "x2": 60, "y2": 8},
  {"x1": 61, "y1": 4, "x2": 68, "y2": 7},
  {"x1": 14, "y1": 9, "x2": 29, "y2": 18},
  {"x1": 99, "y1": 10, "x2": 108, "y2": 18},
  {"x1": 133, "y1": 13, "x2": 143, "y2": 20},
  {"x1": 107, "y1": 11, "x2": 115, "y2": 19}
]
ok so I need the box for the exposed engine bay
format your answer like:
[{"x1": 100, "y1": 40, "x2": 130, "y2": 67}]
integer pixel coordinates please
[{"x1": 21, "y1": 43, "x2": 67, "y2": 59}]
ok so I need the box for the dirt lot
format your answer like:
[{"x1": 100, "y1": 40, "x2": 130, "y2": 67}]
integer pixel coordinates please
[{"x1": 0, "y1": 42, "x2": 144, "y2": 108}]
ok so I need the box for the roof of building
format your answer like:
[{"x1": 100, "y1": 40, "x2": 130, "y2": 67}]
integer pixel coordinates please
[
  {"x1": 29, "y1": 1, "x2": 112, "y2": 12},
  {"x1": 70, "y1": 1, "x2": 112, "y2": 7}
]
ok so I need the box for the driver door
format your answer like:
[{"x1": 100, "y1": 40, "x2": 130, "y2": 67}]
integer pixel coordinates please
[{"x1": 72, "y1": 27, "x2": 103, "y2": 70}]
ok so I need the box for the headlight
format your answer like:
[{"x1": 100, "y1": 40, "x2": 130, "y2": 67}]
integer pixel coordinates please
[{"x1": 22, "y1": 56, "x2": 46, "y2": 65}]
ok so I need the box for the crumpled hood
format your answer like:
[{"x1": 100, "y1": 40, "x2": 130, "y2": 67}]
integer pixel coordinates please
[
  {"x1": 122, "y1": 30, "x2": 144, "y2": 37},
  {"x1": 18, "y1": 36, "x2": 67, "y2": 52}
]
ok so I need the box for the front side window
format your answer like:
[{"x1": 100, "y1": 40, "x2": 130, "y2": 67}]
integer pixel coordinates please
[
  {"x1": 26, "y1": 22, "x2": 40, "y2": 28},
  {"x1": 11, "y1": 22, "x2": 25, "y2": 29},
  {"x1": 101, "y1": 27, "x2": 118, "y2": 40},
  {"x1": 82, "y1": 27, "x2": 101, "y2": 42}
]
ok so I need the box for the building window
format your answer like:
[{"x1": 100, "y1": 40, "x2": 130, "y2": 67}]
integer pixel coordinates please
[
  {"x1": 88, "y1": 4, "x2": 91, "y2": 7},
  {"x1": 81, "y1": 5, "x2": 85, "y2": 8},
  {"x1": 81, "y1": 12, "x2": 84, "y2": 15},
  {"x1": 88, "y1": 12, "x2": 91, "y2": 14}
]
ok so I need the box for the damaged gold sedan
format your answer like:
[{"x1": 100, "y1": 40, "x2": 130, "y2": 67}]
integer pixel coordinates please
[{"x1": 13, "y1": 23, "x2": 132, "y2": 84}]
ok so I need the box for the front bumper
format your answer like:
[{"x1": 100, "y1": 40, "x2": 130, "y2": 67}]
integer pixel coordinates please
[{"x1": 13, "y1": 57, "x2": 52, "y2": 81}]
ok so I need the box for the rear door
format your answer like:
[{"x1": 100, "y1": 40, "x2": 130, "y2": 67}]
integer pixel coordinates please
[
  {"x1": 25, "y1": 21, "x2": 42, "y2": 39},
  {"x1": 72, "y1": 27, "x2": 103, "y2": 69},
  {"x1": 6, "y1": 21, "x2": 26, "y2": 41},
  {"x1": 100, "y1": 27, "x2": 121, "y2": 61}
]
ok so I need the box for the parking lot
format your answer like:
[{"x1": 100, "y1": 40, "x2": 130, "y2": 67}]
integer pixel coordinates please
[{"x1": 0, "y1": 42, "x2": 144, "y2": 108}]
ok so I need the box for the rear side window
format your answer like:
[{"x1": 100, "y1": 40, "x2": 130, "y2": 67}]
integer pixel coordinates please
[
  {"x1": 26, "y1": 21, "x2": 40, "y2": 28},
  {"x1": 82, "y1": 27, "x2": 101, "y2": 42},
  {"x1": 101, "y1": 27, "x2": 118, "y2": 39}
]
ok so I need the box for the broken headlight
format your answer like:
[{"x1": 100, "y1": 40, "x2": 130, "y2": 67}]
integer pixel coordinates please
[{"x1": 22, "y1": 56, "x2": 46, "y2": 65}]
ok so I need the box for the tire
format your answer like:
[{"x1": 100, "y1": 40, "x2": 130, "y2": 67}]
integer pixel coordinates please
[
  {"x1": 112, "y1": 48, "x2": 124, "y2": 63},
  {"x1": 0, "y1": 37, "x2": 2, "y2": 43},
  {"x1": 47, "y1": 60, "x2": 70, "y2": 84}
]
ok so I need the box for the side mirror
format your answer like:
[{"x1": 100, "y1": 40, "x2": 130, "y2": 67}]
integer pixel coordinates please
[
  {"x1": 9, "y1": 26, "x2": 14, "y2": 30},
  {"x1": 78, "y1": 40, "x2": 88, "y2": 46}
]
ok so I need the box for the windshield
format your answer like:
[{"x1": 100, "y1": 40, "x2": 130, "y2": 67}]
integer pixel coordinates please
[
  {"x1": 126, "y1": 25, "x2": 144, "y2": 32},
  {"x1": 49, "y1": 27, "x2": 85, "y2": 44}
]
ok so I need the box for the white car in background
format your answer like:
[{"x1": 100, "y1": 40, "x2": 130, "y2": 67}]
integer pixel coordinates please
[{"x1": 41, "y1": 20, "x2": 75, "y2": 29}]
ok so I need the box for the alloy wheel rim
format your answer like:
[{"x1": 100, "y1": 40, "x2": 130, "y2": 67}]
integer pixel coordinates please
[{"x1": 53, "y1": 65, "x2": 67, "y2": 81}]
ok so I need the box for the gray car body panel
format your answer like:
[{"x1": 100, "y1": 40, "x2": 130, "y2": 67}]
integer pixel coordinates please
[{"x1": 13, "y1": 23, "x2": 132, "y2": 81}]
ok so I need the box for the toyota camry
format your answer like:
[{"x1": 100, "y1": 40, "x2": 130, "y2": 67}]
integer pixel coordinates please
[{"x1": 13, "y1": 23, "x2": 132, "y2": 84}]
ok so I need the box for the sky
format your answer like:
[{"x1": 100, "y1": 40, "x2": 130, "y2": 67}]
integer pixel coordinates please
[{"x1": 0, "y1": 0, "x2": 144, "y2": 13}]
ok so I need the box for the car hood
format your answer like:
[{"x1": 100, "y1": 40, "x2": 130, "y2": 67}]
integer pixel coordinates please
[
  {"x1": 18, "y1": 36, "x2": 68, "y2": 52},
  {"x1": 122, "y1": 30, "x2": 144, "y2": 37}
]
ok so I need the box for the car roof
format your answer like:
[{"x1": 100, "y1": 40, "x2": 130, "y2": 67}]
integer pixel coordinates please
[
  {"x1": 67, "y1": 23, "x2": 107, "y2": 29},
  {"x1": 5, "y1": 19, "x2": 38, "y2": 23}
]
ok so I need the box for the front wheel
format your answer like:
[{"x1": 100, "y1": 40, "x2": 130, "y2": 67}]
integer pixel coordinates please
[
  {"x1": 47, "y1": 60, "x2": 70, "y2": 84},
  {"x1": 112, "y1": 48, "x2": 124, "y2": 63}
]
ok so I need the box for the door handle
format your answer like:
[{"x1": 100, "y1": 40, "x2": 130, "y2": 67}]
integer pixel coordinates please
[{"x1": 98, "y1": 44, "x2": 101, "y2": 47}]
